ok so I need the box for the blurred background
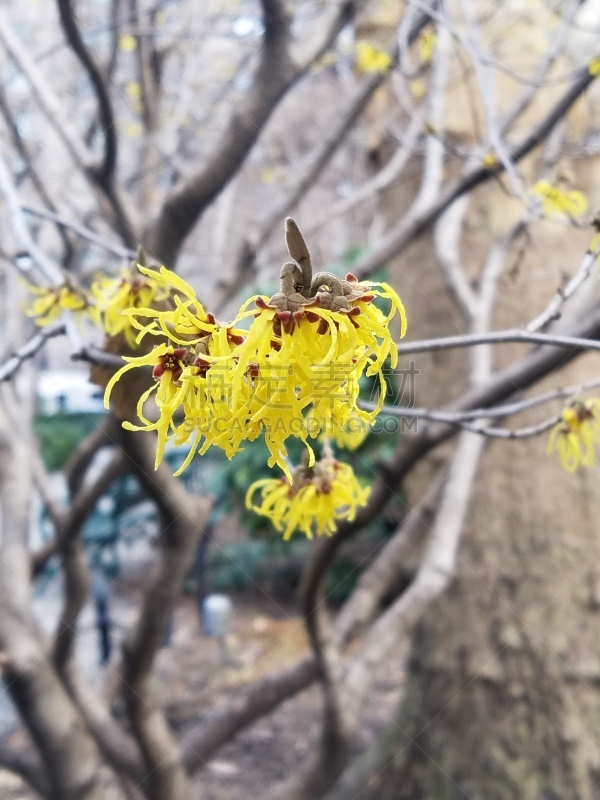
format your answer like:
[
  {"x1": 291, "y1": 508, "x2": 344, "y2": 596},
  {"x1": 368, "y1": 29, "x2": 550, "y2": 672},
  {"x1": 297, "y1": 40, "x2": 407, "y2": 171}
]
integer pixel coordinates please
[{"x1": 1, "y1": 1, "x2": 600, "y2": 799}]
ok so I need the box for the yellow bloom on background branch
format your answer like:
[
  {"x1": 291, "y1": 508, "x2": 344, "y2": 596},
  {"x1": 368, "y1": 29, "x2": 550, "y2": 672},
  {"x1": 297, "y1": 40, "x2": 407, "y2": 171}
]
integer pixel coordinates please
[
  {"x1": 529, "y1": 180, "x2": 588, "y2": 219},
  {"x1": 482, "y1": 152, "x2": 499, "y2": 169},
  {"x1": 91, "y1": 259, "x2": 172, "y2": 347},
  {"x1": 245, "y1": 450, "x2": 371, "y2": 540},
  {"x1": 589, "y1": 57, "x2": 600, "y2": 77},
  {"x1": 355, "y1": 41, "x2": 393, "y2": 74},
  {"x1": 547, "y1": 399, "x2": 600, "y2": 472},
  {"x1": 25, "y1": 280, "x2": 89, "y2": 326},
  {"x1": 418, "y1": 30, "x2": 436, "y2": 63}
]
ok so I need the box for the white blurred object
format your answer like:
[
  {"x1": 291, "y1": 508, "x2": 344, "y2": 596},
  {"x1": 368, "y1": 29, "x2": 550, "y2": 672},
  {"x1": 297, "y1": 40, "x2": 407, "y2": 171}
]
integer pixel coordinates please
[
  {"x1": 203, "y1": 594, "x2": 233, "y2": 665},
  {"x1": 202, "y1": 594, "x2": 233, "y2": 637},
  {"x1": 36, "y1": 370, "x2": 104, "y2": 414}
]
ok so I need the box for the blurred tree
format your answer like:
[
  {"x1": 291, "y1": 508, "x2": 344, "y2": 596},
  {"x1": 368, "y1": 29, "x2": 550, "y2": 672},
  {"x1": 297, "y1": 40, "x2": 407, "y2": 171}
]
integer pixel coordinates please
[{"x1": 0, "y1": 2, "x2": 600, "y2": 800}]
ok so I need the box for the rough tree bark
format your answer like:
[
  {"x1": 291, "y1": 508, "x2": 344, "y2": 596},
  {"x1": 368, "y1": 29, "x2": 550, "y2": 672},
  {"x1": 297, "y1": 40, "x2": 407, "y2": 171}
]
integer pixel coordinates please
[
  {"x1": 0, "y1": 398, "x2": 103, "y2": 800},
  {"x1": 332, "y1": 182, "x2": 600, "y2": 800}
]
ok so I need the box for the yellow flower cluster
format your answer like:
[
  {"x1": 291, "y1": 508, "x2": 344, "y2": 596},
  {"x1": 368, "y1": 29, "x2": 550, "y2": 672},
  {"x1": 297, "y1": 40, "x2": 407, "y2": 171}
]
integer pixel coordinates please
[
  {"x1": 26, "y1": 222, "x2": 404, "y2": 540},
  {"x1": 418, "y1": 30, "x2": 436, "y2": 64},
  {"x1": 103, "y1": 220, "x2": 407, "y2": 479},
  {"x1": 245, "y1": 455, "x2": 370, "y2": 540},
  {"x1": 24, "y1": 256, "x2": 171, "y2": 344},
  {"x1": 355, "y1": 41, "x2": 393, "y2": 74},
  {"x1": 547, "y1": 399, "x2": 600, "y2": 472},
  {"x1": 529, "y1": 180, "x2": 588, "y2": 219},
  {"x1": 91, "y1": 264, "x2": 171, "y2": 347},
  {"x1": 104, "y1": 265, "x2": 247, "y2": 470},
  {"x1": 104, "y1": 269, "x2": 405, "y2": 475},
  {"x1": 25, "y1": 281, "x2": 89, "y2": 326},
  {"x1": 481, "y1": 152, "x2": 499, "y2": 169},
  {"x1": 589, "y1": 57, "x2": 600, "y2": 77}
]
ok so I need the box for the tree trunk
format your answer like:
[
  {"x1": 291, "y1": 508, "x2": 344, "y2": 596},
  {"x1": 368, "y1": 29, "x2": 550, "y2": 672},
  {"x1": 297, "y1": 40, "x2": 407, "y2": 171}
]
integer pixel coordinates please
[
  {"x1": 331, "y1": 159, "x2": 600, "y2": 800},
  {"x1": 342, "y1": 413, "x2": 600, "y2": 800}
]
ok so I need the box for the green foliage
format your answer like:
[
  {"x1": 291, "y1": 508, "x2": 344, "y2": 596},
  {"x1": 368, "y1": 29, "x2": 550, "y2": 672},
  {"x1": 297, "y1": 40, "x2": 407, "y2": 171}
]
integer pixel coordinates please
[
  {"x1": 205, "y1": 538, "x2": 308, "y2": 595},
  {"x1": 34, "y1": 412, "x2": 105, "y2": 472}
]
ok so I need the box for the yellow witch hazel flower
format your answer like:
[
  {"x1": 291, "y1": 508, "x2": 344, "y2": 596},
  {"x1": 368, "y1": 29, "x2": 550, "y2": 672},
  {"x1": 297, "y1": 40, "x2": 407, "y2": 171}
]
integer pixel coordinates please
[
  {"x1": 104, "y1": 219, "x2": 406, "y2": 482},
  {"x1": 355, "y1": 40, "x2": 393, "y2": 74},
  {"x1": 91, "y1": 251, "x2": 172, "y2": 347},
  {"x1": 103, "y1": 271, "x2": 247, "y2": 470},
  {"x1": 123, "y1": 264, "x2": 236, "y2": 348},
  {"x1": 529, "y1": 180, "x2": 588, "y2": 220},
  {"x1": 418, "y1": 30, "x2": 436, "y2": 64},
  {"x1": 329, "y1": 408, "x2": 370, "y2": 451},
  {"x1": 245, "y1": 448, "x2": 371, "y2": 540},
  {"x1": 589, "y1": 57, "x2": 600, "y2": 77},
  {"x1": 547, "y1": 398, "x2": 600, "y2": 473},
  {"x1": 25, "y1": 279, "x2": 89, "y2": 326},
  {"x1": 105, "y1": 344, "x2": 190, "y2": 467},
  {"x1": 231, "y1": 219, "x2": 406, "y2": 469}
]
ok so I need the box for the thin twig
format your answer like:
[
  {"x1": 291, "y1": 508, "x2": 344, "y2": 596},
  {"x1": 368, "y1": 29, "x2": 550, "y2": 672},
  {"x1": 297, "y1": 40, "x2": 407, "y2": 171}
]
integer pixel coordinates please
[
  {"x1": 396, "y1": 327, "x2": 600, "y2": 354},
  {"x1": 56, "y1": 0, "x2": 118, "y2": 182},
  {"x1": 367, "y1": 375, "x2": 600, "y2": 424},
  {"x1": 352, "y1": 59, "x2": 597, "y2": 280},
  {"x1": 23, "y1": 207, "x2": 135, "y2": 258},
  {"x1": 461, "y1": 0, "x2": 522, "y2": 194},
  {"x1": 460, "y1": 416, "x2": 557, "y2": 439},
  {"x1": 0, "y1": 324, "x2": 65, "y2": 382},
  {"x1": 527, "y1": 244, "x2": 600, "y2": 332},
  {"x1": 0, "y1": 150, "x2": 63, "y2": 283},
  {"x1": 501, "y1": 0, "x2": 581, "y2": 135}
]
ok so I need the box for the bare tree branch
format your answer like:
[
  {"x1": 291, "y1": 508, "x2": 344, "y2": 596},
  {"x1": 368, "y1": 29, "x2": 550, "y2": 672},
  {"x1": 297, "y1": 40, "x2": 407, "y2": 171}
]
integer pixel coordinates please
[
  {"x1": 219, "y1": 55, "x2": 401, "y2": 310},
  {"x1": 352, "y1": 61, "x2": 598, "y2": 279},
  {"x1": 0, "y1": 12, "x2": 93, "y2": 170},
  {"x1": 333, "y1": 475, "x2": 445, "y2": 648},
  {"x1": 501, "y1": 0, "x2": 580, "y2": 135},
  {"x1": 118, "y1": 428, "x2": 210, "y2": 800},
  {"x1": 146, "y1": 0, "x2": 295, "y2": 264},
  {"x1": 266, "y1": 577, "x2": 353, "y2": 800},
  {"x1": 350, "y1": 430, "x2": 483, "y2": 683},
  {"x1": 0, "y1": 87, "x2": 74, "y2": 261},
  {"x1": 461, "y1": 0, "x2": 522, "y2": 193},
  {"x1": 181, "y1": 655, "x2": 318, "y2": 772},
  {"x1": 470, "y1": 219, "x2": 528, "y2": 383},
  {"x1": 0, "y1": 736, "x2": 49, "y2": 798},
  {"x1": 0, "y1": 401, "x2": 103, "y2": 800},
  {"x1": 64, "y1": 663, "x2": 147, "y2": 785},
  {"x1": 56, "y1": 0, "x2": 118, "y2": 183},
  {"x1": 527, "y1": 242, "x2": 599, "y2": 332},
  {"x1": 396, "y1": 327, "x2": 600, "y2": 355},
  {"x1": 410, "y1": 19, "x2": 451, "y2": 217},
  {"x1": 146, "y1": 0, "x2": 395, "y2": 265},
  {"x1": 0, "y1": 324, "x2": 65, "y2": 383},
  {"x1": 0, "y1": 11, "x2": 137, "y2": 245},
  {"x1": 52, "y1": 453, "x2": 125, "y2": 675},
  {"x1": 303, "y1": 110, "x2": 424, "y2": 238},
  {"x1": 70, "y1": 346, "x2": 125, "y2": 371},
  {"x1": 23, "y1": 206, "x2": 135, "y2": 258},
  {"x1": 0, "y1": 149, "x2": 63, "y2": 283},
  {"x1": 369, "y1": 373, "x2": 600, "y2": 425},
  {"x1": 433, "y1": 196, "x2": 478, "y2": 319}
]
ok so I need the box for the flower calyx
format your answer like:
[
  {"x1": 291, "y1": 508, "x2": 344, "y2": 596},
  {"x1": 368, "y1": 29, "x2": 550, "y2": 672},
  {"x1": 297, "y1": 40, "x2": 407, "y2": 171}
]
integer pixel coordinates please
[
  {"x1": 261, "y1": 217, "x2": 378, "y2": 320},
  {"x1": 310, "y1": 272, "x2": 372, "y2": 313},
  {"x1": 289, "y1": 446, "x2": 337, "y2": 494}
]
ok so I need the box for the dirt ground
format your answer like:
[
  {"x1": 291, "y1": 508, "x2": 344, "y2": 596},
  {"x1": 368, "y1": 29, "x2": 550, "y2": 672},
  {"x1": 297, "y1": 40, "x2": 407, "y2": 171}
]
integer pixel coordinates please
[{"x1": 0, "y1": 591, "x2": 407, "y2": 799}]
